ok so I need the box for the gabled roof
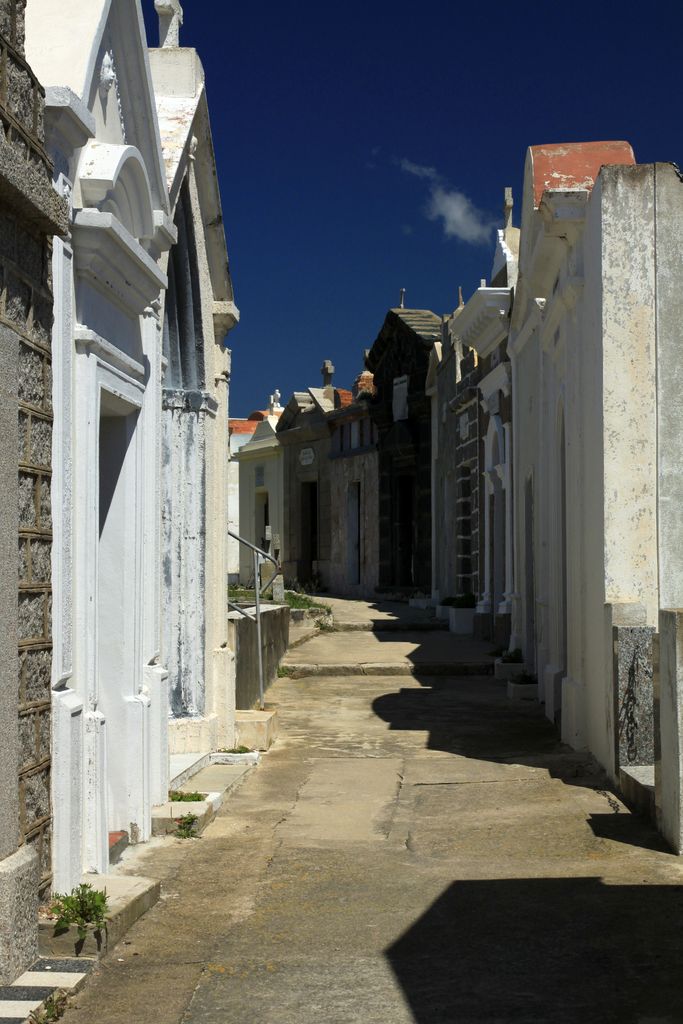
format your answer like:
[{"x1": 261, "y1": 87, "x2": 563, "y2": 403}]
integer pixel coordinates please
[
  {"x1": 229, "y1": 419, "x2": 261, "y2": 435},
  {"x1": 366, "y1": 307, "x2": 441, "y2": 374},
  {"x1": 391, "y1": 308, "x2": 442, "y2": 341}
]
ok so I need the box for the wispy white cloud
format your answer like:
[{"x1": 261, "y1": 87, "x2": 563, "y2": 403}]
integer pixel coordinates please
[
  {"x1": 398, "y1": 158, "x2": 493, "y2": 245},
  {"x1": 427, "y1": 186, "x2": 492, "y2": 244},
  {"x1": 399, "y1": 158, "x2": 440, "y2": 182}
]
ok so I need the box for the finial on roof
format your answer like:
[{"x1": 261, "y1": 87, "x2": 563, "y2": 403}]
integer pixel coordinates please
[
  {"x1": 321, "y1": 360, "x2": 335, "y2": 387},
  {"x1": 458, "y1": 286, "x2": 464, "y2": 309},
  {"x1": 399, "y1": 287, "x2": 406, "y2": 309},
  {"x1": 504, "y1": 186, "x2": 513, "y2": 230},
  {"x1": 269, "y1": 389, "x2": 282, "y2": 414},
  {"x1": 155, "y1": 0, "x2": 183, "y2": 48}
]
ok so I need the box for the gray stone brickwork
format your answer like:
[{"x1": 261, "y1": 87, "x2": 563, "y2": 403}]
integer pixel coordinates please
[{"x1": 0, "y1": 0, "x2": 66, "y2": 984}]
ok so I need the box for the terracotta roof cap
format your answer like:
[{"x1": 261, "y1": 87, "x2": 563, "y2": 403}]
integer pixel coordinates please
[{"x1": 529, "y1": 140, "x2": 635, "y2": 207}]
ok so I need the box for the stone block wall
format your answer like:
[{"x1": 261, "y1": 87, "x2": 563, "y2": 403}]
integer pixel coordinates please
[
  {"x1": 15, "y1": 228, "x2": 54, "y2": 891},
  {"x1": 0, "y1": 0, "x2": 66, "y2": 917}
]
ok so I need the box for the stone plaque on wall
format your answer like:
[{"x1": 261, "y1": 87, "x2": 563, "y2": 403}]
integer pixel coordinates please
[
  {"x1": 613, "y1": 625, "x2": 656, "y2": 769},
  {"x1": 299, "y1": 448, "x2": 315, "y2": 467}
]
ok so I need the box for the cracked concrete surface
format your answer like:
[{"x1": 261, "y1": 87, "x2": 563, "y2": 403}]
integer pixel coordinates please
[{"x1": 56, "y1": 623, "x2": 683, "y2": 1024}]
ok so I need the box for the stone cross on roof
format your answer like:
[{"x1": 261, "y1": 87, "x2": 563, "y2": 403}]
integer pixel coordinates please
[
  {"x1": 321, "y1": 360, "x2": 335, "y2": 387},
  {"x1": 155, "y1": 0, "x2": 183, "y2": 48}
]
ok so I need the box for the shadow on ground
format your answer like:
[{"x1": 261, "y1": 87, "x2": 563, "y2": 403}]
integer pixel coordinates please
[{"x1": 386, "y1": 875, "x2": 683, "y2": 1023}]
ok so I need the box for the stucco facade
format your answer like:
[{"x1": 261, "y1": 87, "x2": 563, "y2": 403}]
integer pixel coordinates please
[
  {"x1": 150, "y1": 20, "x2": 239, "y2": 758},
  {"x1": 277, "y1": 369, "x2": 351, "y2": 589},
  {"x1": 327, "y1": 396, "x2": 379, "y2": 598},
  {"x1": 508, "y1": 142, "x2": 661, "y2": 771},
  {"x1": 236, "y1": 408, "x2": 285, "y2": 584}
]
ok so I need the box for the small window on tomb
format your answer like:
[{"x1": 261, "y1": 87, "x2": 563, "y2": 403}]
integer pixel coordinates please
[{"x1": 392, "y1": 375, "x2": 409, "y2": 422}]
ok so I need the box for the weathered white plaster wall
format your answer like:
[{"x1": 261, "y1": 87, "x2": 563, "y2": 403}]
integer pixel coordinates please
[
  {"x1": 237, "y1": 427, "x2": 284, "y2": 585},
  {"x1": 29, "y1": 0, "x2": 174, "y2": 884},
  {"x1": 150, "y1": 38, "x2": 238, "y2": 756},
  {"x1": 328, "y1": 448, "x2": 379, "y2": 598},
  {"x1": 510, "y1": 153, "x2": 660, "y2": 781}
]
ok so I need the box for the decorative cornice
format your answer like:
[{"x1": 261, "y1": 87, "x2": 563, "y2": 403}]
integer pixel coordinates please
[
  {"x1": 72, "y1": 209, "x2": 167, "y2": 316},
  {"x1": 75, "y1": 326, "x2": 146, "y2": 380},
  {"x1": 162, "y1": 388, "x2": 218, "y2": 415},
  {"x1": 213, "y1": 300, "x2": 240, "y2": 340},
  {"x1": 479, "y1": 362, "x2": 511, "y2": 405},
  {"x1": 449, "y1": 287, "x2": 512, "y2": 359}
]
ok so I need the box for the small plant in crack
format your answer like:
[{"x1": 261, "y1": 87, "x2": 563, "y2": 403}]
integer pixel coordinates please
[
  {"x1": 175, "y1": 812, "x2": 200, "y2": 838},
  {"x1": 29, "y1": 989, "x2": 69, "y2": 1023},
  {"x1": 50, "y1": 883, "x2": 108, "y2": 940},
  {"x1": 168, "y1": 790, "x2": 207, "y2": 802}
]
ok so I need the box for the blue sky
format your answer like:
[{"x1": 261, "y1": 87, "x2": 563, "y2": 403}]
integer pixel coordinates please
[{"x1": 143, "y1": 1, "x2": 682, "y2": 416}]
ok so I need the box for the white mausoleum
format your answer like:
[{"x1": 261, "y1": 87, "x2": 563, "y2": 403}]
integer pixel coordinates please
[{"x1": 27, "y1": 0, "x2": 176, "y2": 888}]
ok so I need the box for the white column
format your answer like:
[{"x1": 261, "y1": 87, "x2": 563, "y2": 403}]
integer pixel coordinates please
[
  {"x1": 51, "y1": 182, "x2": 84, "y2": 891},
  {"x1": 73, "y1": 342, "x2": 108, "y2": 874}
]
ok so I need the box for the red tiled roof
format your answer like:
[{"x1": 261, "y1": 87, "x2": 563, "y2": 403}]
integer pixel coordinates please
[
  {"x1": 229, "y1": 419, "x2": 260, "y2": 435},
  {"x1": 336, "y1": 389, "x2": 353, "y2": 408},
  {"x1": 529, "y1": 140, "x2": 635, "y2": 208}
]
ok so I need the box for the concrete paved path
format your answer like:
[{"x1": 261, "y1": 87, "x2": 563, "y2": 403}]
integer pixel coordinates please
[{"x1": 59, "y1": 628, "x2": 683, "y2": 1023}]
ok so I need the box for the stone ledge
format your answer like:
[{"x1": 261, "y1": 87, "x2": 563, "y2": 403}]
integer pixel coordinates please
[{"x1": 619, "y1": 765, "x2": 655, "y2": 821}]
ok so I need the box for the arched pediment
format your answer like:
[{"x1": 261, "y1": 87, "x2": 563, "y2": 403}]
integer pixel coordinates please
[{"x1": 78, "y1": 141, "x2": 154, "y2": 241}]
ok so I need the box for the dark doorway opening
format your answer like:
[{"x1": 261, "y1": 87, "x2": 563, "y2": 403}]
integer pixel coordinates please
[
  {"x1": 394, "y1": 474, "x2": 415, "y2": 586},
  {"x1": 300, "y1": 481, "x2": 318, "y2": 582},
  {"x1": 347, "y1": 481, "x2": 361, "y2": 585}
]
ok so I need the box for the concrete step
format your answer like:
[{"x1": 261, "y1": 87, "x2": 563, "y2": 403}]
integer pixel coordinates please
[
  {"x1": 169, "y1": 751, "x2": 211, "y2": 790},
  {"x1": 331, "y1": 620, "x2": 447, "y2": 633},
  {"x1": 153, "y1": 763, "x2": 253, "y2": 837},
  {"x1": 39, "y1": 873, "x2": 160, "y2": 960},
  {"x1": 619, "y1": 765, "x2": 655, "y2": 820},
  {"x1": 282, "y1": 661, "x2": 494, "y2": 678}
]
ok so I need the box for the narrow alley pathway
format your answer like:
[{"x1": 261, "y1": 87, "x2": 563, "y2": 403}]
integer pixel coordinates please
[{"x1": 61, "y1": 601, "x2": 683, "y2": 1023}]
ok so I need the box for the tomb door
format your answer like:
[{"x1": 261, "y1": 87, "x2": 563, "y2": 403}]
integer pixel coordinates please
[
  {"x1": 97, "y1": 390, "x2": 140, "y2": 833},
  {"x1": 347, "y1": 481, "x2": 361, "y2": 586}
]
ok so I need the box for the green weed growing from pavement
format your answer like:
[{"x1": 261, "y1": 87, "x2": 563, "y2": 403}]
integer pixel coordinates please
[
  {"x1": 29, "y1": 989, "x2": 69, "y2": 1023},
  {"x1": 175, "y1": 812, "x2": 200, "y2": 838},
  {"x1": 50, "y1": 883, "x2": 107, "y2": 940}
]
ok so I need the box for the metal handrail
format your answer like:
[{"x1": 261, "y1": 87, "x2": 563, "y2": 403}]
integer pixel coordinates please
[{"x1": 228, "y1": 531, "x2": 281, "y2": 711}]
